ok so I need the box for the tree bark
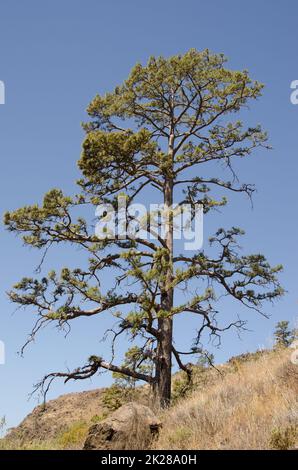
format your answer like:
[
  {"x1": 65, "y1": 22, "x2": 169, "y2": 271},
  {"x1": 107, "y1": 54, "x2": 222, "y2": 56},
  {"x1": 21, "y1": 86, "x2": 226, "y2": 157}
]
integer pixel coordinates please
[{"x1": 155, "y1": 132, "x2": 174, "y2": 408}]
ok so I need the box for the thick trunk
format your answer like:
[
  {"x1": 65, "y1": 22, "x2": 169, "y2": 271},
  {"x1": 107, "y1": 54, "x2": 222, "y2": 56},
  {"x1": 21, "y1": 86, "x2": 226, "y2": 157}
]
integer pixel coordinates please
[
  {"x1": 155, "y1": 314, "x2": 173, "y2": 407},
  {"x1": 155, "y1": 132, "x2": 174, "y2": 408}
]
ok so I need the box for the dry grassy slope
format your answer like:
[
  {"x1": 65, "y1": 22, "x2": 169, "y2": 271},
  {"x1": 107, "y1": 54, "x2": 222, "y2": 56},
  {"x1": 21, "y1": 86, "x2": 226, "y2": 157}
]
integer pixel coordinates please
[
  {"x1": 155, "y1": 349, "x2": 298, "y2": 450},
  {"x1": 1, "y1": 348, "x2": 297, "y2": 450}
]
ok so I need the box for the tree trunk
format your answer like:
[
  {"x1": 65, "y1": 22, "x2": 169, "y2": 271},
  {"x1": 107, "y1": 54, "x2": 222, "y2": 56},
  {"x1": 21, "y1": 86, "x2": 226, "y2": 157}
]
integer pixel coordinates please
[{"x1": 155, "y1": 132, "x2": 174, "y2": 408}]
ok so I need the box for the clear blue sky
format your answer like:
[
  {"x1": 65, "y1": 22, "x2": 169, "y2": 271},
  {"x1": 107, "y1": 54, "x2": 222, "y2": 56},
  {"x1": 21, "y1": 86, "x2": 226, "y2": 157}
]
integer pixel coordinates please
[{"x1": 0, "y1": 0, "x2": 297, "y2": 430}]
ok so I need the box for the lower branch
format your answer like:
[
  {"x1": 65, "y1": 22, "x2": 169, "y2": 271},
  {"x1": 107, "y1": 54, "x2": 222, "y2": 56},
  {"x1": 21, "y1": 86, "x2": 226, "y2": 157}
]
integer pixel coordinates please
[{"x1": 33, "y1": 355, "x2": 154, "y2": 404}]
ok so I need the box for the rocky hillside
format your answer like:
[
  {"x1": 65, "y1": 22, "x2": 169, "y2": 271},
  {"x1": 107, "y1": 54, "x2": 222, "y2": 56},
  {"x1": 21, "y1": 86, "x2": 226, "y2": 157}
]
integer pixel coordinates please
[
  {"x1": 4, "y1": 389, "x2": 106, "y2": 445},
  {"x1": 1, "y1": 348, "x2": 297, "y2": 450}
]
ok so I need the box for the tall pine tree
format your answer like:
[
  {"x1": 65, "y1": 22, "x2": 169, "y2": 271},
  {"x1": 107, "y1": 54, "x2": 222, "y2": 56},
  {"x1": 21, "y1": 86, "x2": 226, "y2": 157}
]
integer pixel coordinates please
[{"x1": 5, "y1": 50, "x2": 283, "y2": 407}]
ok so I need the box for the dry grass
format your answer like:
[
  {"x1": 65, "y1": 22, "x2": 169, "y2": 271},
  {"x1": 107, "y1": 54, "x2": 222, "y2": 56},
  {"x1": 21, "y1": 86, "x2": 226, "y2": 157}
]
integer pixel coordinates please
[
  {"x1": 154, "y1": 349, "x2": 298, "y2": 450},
  {"x1": 0, "y1": 420, "x2": 90, "y2": 450}
]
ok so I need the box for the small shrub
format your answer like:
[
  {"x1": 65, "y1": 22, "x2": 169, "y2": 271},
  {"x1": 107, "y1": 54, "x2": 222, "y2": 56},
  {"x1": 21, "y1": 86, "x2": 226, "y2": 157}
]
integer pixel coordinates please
[
  {"x1": 102, "y1": 385, "x2": 125, "y2": 411},
  {"x1": 57, "y1": 421, "x2": 89, "y2": 449},
  {"x1": 102, "y1": 384, "x2": 138, "y2": 411},
  {"x1": 172, "y1": 374, "x2": 193, "y2": 402},
  {"x1": 269, "y1": 425, "x2": 297, "y2": 450},
  {"x1": 90, "y1": 413, "x2": 107, "y2": 423},
  {"x1": 168, "y1": 426, "x2": 192, "y2": 447},
  {"x1": 274, "y1": 321, "x2": 295, "y2": 349}
]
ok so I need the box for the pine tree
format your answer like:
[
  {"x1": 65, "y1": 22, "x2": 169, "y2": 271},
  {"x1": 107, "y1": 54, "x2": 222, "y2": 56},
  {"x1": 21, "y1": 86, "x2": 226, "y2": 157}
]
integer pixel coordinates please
[
  {"x1": 274, "y1": 321, "x2": 293, "y2": 348},
  {"x1": 4, "y1": 49, "x2": 284, "y2": 407}
]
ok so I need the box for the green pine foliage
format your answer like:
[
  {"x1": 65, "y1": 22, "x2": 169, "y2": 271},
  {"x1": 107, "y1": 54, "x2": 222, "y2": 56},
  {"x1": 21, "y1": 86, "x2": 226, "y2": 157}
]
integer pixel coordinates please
[{"x1": 4, "y1": 49, "x2": 284, "y2": 405}]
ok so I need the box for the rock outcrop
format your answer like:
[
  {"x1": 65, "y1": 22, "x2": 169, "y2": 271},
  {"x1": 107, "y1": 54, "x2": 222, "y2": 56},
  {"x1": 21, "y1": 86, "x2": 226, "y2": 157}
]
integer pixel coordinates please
[{"x1": 83, "y1": 403, "x2": 162, "y2": 450}]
